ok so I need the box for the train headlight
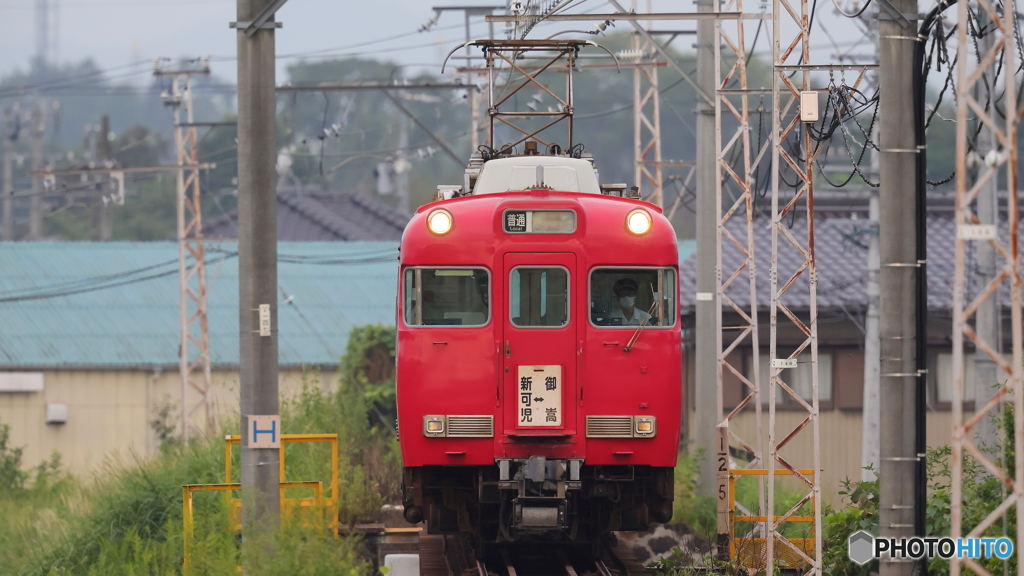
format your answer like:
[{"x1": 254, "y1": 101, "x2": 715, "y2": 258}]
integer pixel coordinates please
[
  {"x1": 424, "y1": 416, "x2": 446, "y2": 436},
  {"x1": 634, "y1": 417, "x2": 656, "y2": 437},
  {"x1": 427, "y1": 209, "x2": 454, "y2": 235},
  {"x1": 626, "y1": 209, "x2": 652, "y2": 235}
]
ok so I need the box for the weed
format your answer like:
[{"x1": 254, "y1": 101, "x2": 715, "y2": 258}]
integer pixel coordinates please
[{"x1": 0, "y1": 331, "x2": 400, "y2": 576}]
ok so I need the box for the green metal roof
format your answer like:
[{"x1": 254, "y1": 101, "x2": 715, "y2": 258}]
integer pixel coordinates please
[
  {"x1": 0, "y1": 240, "x2": 696, "y2": 369},
  {"x1": 0, "y1": 242, "x2": 399, "y2": 368}
]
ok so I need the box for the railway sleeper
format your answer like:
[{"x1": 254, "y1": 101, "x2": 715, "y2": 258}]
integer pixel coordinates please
[{"x1": 419, "y1": 534, "x2": 649, "y2": 576}]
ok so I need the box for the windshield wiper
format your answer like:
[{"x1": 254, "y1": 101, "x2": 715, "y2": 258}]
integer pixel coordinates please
[{"x1": 623, "y1": 300, "x2": 659, "y2": 352}]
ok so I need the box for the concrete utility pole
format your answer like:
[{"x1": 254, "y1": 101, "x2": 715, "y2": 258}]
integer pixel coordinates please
[
  {"x1": 96, "y1": 115, "x2": 113, "y2": 241},
  {"x1": 862, "y1": 187, "x2": 881, "y2": 479},
  {"x1": 693, "y1": 0, "x2": 718, "y2": 498},
  {"x1": 89, "y1": 115, "x2": 114, "y2": 240},
  {"x1": 236, "y1": 0, "x2": 284, "y2": 540},
  {"x1": 877, "y1": 0, "x2": 919, "y2": 572},
  {"x1": 28, "y1": 105, "x2": 44, "y2": 240},
  {"x1": 972, "y1": 11, "x2": 999, "y2": 448},
  {"x1": 467, "y1": 82, "x2": 486, "y2": 150},
  {"x1": 2, "y1": 109, "x2": 13, "y2": 241},
  {"x1": 35, "y1": 0, "x2": 49, "y2": 65},
  {"x1": 395, "y1": 111, "x2": 410, "y2": 214}
]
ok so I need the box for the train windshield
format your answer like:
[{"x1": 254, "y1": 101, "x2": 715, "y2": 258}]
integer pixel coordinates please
[
  {"x1": 589, "y1": 268, "x2": 677, "y2": 327},
  {"x1": 510, "y1": 267, "x2": 569, "y2": 327},
  {"x1": 403, "y1": 268, "x2": 490, "y2": 326}
]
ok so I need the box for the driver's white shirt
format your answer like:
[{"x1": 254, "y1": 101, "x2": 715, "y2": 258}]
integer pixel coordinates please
[{"x1": 609, "y1": 306, "x2": 652, "y2": 326}]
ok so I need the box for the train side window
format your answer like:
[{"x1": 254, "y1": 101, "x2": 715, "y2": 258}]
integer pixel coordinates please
[
  {"x1": 510, "y1": 267, "x2": 569, "y2": 328},
  {"x1": 403, "y1": 268, "x2": 490, "y2": 327},
  {"x1": 589, "y1": 267, "x2": 677, "y2": 328}
]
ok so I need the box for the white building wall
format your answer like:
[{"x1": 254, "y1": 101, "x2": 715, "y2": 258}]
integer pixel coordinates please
[{"x1": 0, "y1": 368, "x2": 339, "y2": 473}]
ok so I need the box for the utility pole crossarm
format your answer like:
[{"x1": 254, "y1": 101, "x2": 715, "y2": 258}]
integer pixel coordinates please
[
  {"x1": 28, "y1": 164, "x2": 216, "y2": 176},
  {"x1": 241, "y1": 0, "x2": 289, "y2": 37},
  {"x1": 276, "y1": 82, "x2": 478, "y2": 92},
  {"x1": 485, "y1": 12, "x2": 754, "y2": 21}
]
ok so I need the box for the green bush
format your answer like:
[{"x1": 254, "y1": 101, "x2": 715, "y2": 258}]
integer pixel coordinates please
[
  {"x1": 822, "y1": 406, "x2": 1018, "y2": 576},
  {"x1": 0, "y1": 325, "x2": 402, "y2": 576},
  {"x1": 0, "y1": 420, "x2": 27, "y2": 493},
  {"x1": 672, "y1": 451, "x2": 716, "y2": 536}
]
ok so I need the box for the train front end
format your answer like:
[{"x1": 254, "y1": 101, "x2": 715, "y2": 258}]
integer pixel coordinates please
[{"x1": 397, "y1": 153, "x2": 682, "y2": 548}]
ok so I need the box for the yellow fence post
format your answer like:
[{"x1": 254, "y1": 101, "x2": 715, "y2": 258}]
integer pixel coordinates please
[
  {"x1": 185, "y1": 433, "x2": 341, "y2": 567},
  {"x1": 182, "y1": 486, "x2": 194, "y2": 569}
]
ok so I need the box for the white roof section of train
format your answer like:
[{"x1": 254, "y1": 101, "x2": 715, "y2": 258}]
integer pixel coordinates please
[{"x1": 472, "y1": 157, "x2": 602, "y2": 195}]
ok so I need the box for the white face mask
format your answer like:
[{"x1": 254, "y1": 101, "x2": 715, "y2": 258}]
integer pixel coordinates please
[{"x1": 619, "y1": 296, "x2": 636, "y2": 309}]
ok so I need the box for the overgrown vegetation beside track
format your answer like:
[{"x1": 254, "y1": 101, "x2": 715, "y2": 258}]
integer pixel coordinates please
[
  {"x1": 6, "y1": 324, "x2": 1018, "y2": 575},
  {"x1": 656, "y1": 407, "x2": 1020, "y2": 575},
  {"x1": 0, "y1": 325, "x2": 400, "y2": 576}
]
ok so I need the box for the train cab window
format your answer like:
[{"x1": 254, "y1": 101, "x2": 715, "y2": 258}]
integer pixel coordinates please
[
  {"x1": 589, "y1": 268, "x2": 677, "y2": 327},
  {"x1": 403, "y1": 268, "x2": 490, "y2": 327},
  {"x1": 510, "y1": 267, "x2": 569, "y2": 327}
]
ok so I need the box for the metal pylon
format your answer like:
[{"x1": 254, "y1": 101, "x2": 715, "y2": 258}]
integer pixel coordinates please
[
  {"x1": 631, "y1": 2, "x2": 664, "y2": 206},
  {"x1": 713, "y1": 0, "x2": 766, "y2": 555},
  {"x1": 769, "y1": 0, "x2": 823, "y2": 570},
  {"x1": 155, "y1": 61, "x2": 213, "y2": 442},
  {"x1": 950, "y1": 0, "x2": 1023, "y2": 574},
  {"x1": 442, "y1": 39, "x2": 614, "y2": 151}
]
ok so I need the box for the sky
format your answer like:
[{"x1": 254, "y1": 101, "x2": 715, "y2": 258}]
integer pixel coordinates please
[
  {"x1": 0, "y1": 0, "x2": 515, "y2": 85},
  {"x1": 0, "y1": 0, "x2": 876, "y2": 88}
]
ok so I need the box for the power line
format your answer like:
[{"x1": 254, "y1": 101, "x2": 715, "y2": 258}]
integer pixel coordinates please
[{"x1": 0, "y1": 247, "x2": 399, "y2": 303}]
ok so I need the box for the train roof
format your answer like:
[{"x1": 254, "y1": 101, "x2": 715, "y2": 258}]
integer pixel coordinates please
[{"x1": 471, "y1": 157, "x2": 601, "y2": 196}]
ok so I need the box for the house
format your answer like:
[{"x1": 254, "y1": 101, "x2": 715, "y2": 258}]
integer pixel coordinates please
[
  {"x1": 204, "y1": 191, "x2": 409, "y2": 241},
  {"x1": 679, "y1": 191, "x2": 1011, "y2": 497},
  {"x1": 0, "y1": 241, "x2": 399, "y2": 470}
]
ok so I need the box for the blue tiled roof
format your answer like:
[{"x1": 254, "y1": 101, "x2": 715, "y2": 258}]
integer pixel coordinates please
[
  {"x1": 0, "y1": 240, "x2": 696, "y2": 368},
  {"x1": 0, "y1": 242, "x2": 399, "y2": 368}
]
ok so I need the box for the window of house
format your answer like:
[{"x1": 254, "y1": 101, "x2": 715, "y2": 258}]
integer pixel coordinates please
[
  {"x1": 746, "y1": 349, "x2": 833, "y2": 404},
  {"x1": 932, "y1": 352, "x2": 1012, "y2": 404},
  {"x1": 403, "y1": 268, "x2": 490, "y2": 326}
]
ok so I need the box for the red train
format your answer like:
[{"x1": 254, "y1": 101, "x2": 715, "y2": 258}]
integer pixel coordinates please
[{"x1": 397, "y1": 145, "x2": 682, "y2": 551}]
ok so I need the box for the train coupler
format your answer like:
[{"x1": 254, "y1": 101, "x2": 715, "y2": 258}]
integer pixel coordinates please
[{"x1": 497, "y1": 456, "x2": 582, "y2": 533}]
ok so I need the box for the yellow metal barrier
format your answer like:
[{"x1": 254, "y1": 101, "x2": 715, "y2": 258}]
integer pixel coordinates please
[
  {"x1": 223, "y1": 433, "x2": 340, "y2": 530},
  {"x1": 223, "y1": 433, "x2": 339, "y2": 510},
  {"x1": 728, "y1": 468, "x2": 816, "y2": 571},
  {"x1": 182, "y1": 481, "x2": 324, "y2": 568},
  {"x1": 181, "y1": 433, "x2": 341, "y2": 568}
]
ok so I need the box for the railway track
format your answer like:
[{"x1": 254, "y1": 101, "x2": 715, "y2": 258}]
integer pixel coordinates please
[{"x1": 418, "y1": 535, "x2": 650, "y2": 576}]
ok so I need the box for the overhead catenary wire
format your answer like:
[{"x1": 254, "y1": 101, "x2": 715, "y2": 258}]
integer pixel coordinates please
[{"x1": 831, "y1": 0, "x2": 874, "y2": 20}]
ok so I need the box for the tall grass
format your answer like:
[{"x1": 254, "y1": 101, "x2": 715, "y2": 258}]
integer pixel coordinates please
[{"x1": 0, "y1": 365, "x2": 398, "y2": 576}]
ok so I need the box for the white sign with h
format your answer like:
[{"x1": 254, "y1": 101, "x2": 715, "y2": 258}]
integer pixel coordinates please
[{"x1": 247, "y1": 415, "x2": 281, "y2": 449}]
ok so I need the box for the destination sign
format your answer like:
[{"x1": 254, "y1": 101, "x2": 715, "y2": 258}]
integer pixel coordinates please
[{"x1": 502, "y1": 210, "x2": 576, "y2": 234}]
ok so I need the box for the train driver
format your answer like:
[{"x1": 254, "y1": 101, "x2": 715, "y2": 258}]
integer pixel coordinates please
[{"x1": 609, "y1": 277, "x2": 652, "y2": 326}]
